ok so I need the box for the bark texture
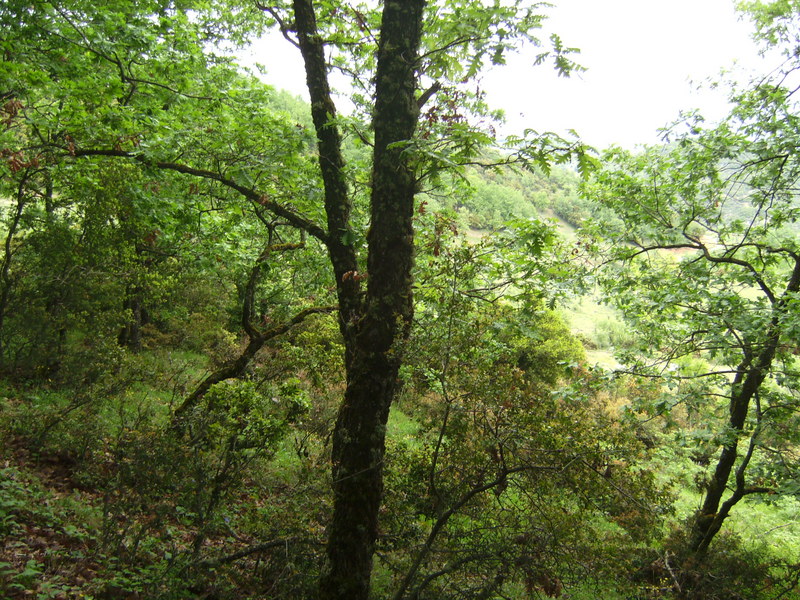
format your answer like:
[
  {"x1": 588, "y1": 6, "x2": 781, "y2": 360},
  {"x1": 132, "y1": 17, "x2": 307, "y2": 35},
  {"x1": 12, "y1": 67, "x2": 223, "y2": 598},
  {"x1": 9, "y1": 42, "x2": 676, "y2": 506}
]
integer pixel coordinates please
[
  {"x1": 300, "y1": 1, "x2": 426, "y2": 598},
  {"x1": 292, "y1": 0, "x2": 360, "y2": 337}
]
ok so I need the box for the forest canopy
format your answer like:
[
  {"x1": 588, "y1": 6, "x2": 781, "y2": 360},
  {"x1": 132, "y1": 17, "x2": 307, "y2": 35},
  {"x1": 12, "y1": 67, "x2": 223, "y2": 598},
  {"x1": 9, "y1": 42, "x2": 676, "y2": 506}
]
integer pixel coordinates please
[{"x1": 1, "y1": 1, "x2": 799, "y2": 600}]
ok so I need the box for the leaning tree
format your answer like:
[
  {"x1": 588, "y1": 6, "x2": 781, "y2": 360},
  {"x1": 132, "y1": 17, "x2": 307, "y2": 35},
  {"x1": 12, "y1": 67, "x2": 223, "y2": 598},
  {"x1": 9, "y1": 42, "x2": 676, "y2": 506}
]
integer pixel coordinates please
[{"x1": 586, "y1": 0, "x2": 800, "y2": 554}]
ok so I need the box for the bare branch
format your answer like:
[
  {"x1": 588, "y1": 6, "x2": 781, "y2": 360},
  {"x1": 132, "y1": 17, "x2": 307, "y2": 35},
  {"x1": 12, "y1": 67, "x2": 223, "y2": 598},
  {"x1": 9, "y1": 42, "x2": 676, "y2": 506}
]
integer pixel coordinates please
[
  {"x1": 392, "y1": 463, "x2": 561, "y2": 600},
  {"x1": 257, "y1": 4, "x2": 301, "y2": 49},
  {"x1": 417, "y1": 82, "x2": 442, "y2": 108}
]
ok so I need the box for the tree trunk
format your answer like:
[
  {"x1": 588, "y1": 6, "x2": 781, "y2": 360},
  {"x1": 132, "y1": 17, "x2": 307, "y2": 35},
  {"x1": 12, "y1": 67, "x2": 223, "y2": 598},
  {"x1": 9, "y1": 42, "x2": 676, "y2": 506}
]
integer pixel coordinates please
[
  {"x1": 291, "y1": 0, "x2": 360, "y2": 337},
  {"x1": 289, "y1": 0, "x2": 425, "y2": 595},
  {"x1": 0, "y1": 173, "x2": 29, "y2": 369},
  {"x1": 118, "y1": 289, "x2": 143, "y2": 351},
  {"x1": 687, "y1": 375, "x2": 761, "y2": 553},
  {"x1": 688, "y1": 257, "x2": 800, "y2": 553},
  {"x1": 312, "y1": 2, "x2": 425, "y2": 598}
]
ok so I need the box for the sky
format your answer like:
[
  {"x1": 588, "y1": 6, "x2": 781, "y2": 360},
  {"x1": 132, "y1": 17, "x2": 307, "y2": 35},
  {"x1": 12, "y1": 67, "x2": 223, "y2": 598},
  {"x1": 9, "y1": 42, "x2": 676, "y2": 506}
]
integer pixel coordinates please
[{"x1": 243, "y1": 0, "x2": 767, "y2": 149}]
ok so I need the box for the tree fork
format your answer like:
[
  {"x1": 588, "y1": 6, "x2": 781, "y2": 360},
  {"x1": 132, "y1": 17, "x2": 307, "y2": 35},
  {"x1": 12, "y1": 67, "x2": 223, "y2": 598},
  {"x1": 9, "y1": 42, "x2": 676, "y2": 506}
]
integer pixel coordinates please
[{"x1": 318, "y1": 1, "x2": 426, "y2": 599}]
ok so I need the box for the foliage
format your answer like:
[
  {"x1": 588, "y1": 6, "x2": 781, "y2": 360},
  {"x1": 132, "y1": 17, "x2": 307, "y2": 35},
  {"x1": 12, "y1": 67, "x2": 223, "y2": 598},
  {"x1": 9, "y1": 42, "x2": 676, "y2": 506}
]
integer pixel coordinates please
[
  {"x1": 3, "y1": 0, "x2": 799, "y2": 599},
  {"x1": 370, "y1": 211, "x2": 671, "y2": 598},
  {"x1": 0, "y1": 369, "x2": 315, "y2": 597},
  {"x1": 633, "y1": 530, "x2": 800, "y2": 600},
  {"x1": 185, "y1": 378, "x2": 308, "y2": 450},
  {"x1": 583, "y1": 0, "x2": 800, "y2": 561}
]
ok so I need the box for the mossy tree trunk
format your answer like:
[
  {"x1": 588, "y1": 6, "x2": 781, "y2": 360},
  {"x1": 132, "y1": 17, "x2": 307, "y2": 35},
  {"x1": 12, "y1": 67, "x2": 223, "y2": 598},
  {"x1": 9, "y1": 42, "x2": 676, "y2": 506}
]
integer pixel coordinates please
[
  {"x1": 321, "y1": 3, "x2": 424, "y2": 597},
  {"x1": 291, "y1": 1, "x2": 426, "y2": 598}
]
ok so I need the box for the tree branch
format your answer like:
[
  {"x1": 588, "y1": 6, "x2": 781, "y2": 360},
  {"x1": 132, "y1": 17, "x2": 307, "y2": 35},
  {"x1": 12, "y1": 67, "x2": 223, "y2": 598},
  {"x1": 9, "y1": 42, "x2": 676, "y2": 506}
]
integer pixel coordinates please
[
  {"x1": 292, "y1": 0, "x2": 362, "y2": 331},
  {"x1": 173, "y1": 304, "x2": 336, "y2": 420},
  {"x1": 392, "y1": 464, "x2": 559, "y2": 600},
  {"x1": 196, "y1": 537, "x2": 302, "y2": 568},
  {"x1": 257, "y1": 4, "x2": 301, "y2": 49},
  {"x1": 417, "y1": 82, "x2": 442, "y2": 108},
  {"x1": 70, "y1": 147, "x2": 329, "y2": 242},
  {"x1": 47, "y1": 7, "x2": 220, "y2": 102}
]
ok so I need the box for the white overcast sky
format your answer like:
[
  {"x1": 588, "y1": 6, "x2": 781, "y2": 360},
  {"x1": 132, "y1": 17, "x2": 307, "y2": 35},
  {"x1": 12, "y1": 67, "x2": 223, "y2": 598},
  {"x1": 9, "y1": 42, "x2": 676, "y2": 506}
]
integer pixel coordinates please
[{"x1": 244, "y1": 0, "x2": 767, "y2": 149}]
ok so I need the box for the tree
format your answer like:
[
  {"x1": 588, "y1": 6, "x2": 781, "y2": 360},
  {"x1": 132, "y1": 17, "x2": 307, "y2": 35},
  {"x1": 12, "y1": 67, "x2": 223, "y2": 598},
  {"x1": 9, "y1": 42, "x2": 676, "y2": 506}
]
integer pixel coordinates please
[
  {"x1": 376, "y1": 215, "x2": 665, "y2": 599},
  {"x1": 585, "y1": 2, "x2": 800, "y2": 555},
  {"x1": 4, "y1": 1, "x2": 590, "y2": 597},
  {"x1": 259, "y1": 3, "x2": 591, "y2": 596}
]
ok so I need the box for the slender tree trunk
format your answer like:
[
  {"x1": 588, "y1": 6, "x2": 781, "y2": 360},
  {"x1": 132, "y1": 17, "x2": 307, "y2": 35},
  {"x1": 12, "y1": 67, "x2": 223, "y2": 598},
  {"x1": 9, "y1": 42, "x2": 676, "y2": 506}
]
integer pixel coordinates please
[
  {"x1": 688, "y1": 373, "x2": 762, "y2": 553},
  {"x1": 688, "y1": 257, "x2": 800, "y2": 553},
  {"x1": 291, "y1": 0, "x2": 360, "y2": 337},
  {"x1": 0, "y1": 173, "x2": 29, "y2": 368}
]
